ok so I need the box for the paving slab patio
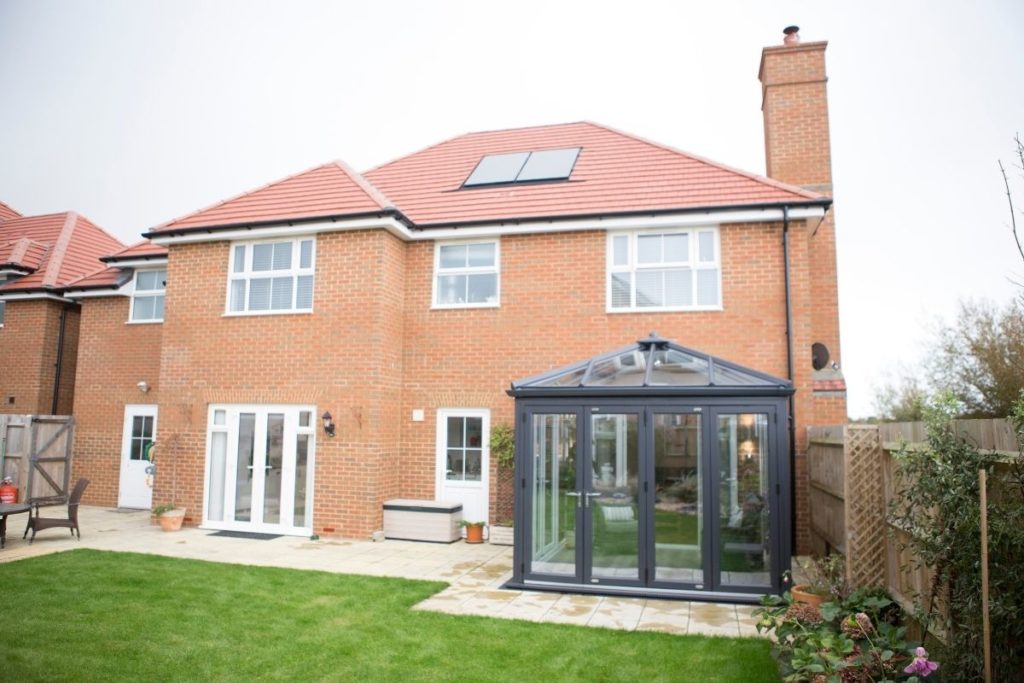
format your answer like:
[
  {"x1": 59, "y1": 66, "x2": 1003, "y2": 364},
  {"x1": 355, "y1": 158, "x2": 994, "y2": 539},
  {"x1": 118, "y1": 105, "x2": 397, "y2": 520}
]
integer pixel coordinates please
[{"x1": 0, "y1": 506, "x2": 764, "y2": 638}]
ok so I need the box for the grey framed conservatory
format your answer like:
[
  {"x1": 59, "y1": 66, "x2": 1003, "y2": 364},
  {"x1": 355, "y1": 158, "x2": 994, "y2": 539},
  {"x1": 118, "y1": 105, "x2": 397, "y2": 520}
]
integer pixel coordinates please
[{"x1": 506, "y1": 334, "x2": 793, "y2": 603}]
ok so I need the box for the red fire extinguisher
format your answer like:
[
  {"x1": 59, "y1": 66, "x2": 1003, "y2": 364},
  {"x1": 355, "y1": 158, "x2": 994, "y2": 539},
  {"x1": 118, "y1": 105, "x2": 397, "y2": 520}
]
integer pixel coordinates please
[{"x1": 0, "y1": 477, "x2": 18, "y2": 504}]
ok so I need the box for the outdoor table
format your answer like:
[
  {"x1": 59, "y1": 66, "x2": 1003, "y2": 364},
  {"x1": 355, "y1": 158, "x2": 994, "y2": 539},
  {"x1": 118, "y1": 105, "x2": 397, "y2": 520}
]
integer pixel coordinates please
[{"x1": 0, "y1": 502, "x2": 31, "y2": 548}]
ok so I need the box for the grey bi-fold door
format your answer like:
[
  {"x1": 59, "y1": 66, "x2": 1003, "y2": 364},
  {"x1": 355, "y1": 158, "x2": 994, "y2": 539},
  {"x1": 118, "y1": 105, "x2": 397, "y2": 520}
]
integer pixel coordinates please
[{"x1": 521, "y1": 402, "x2": 783, "y2": 597}]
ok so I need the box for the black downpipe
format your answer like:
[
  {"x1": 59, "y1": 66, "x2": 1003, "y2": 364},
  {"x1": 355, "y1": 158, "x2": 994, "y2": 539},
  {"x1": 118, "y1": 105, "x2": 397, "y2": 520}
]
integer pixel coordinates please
[
  {"x1": 51, "y1": 304, "x2": 69, "y2": 415},
  {"x1": 782, "y1": 207, "x2": 797, "y2": 554}
]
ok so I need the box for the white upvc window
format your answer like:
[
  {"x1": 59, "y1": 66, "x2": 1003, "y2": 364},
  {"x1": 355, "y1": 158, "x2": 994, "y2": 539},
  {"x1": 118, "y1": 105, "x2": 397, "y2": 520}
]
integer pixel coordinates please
[
  {"x1": 227, "y1": 237, "x2": 315, "y2": 315},
  {"x1": 129, "y1": 269, "x2": 166, "y2": 323},
  {"x1": 607, "y1": 228, "x2": 721, "y2": 311},
  {"x1": 432, "y1": 240, "x2": 500, "y2": 308}
]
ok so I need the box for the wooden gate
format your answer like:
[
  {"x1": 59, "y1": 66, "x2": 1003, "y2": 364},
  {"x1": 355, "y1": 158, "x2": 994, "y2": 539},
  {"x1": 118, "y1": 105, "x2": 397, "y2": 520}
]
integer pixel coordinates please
[{"x1": 0, "y1": 415, "x2": 75, "y2": 506}]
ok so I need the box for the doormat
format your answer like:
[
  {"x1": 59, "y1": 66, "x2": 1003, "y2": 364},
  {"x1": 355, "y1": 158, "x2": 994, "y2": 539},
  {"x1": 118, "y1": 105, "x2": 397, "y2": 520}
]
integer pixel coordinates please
[{"x1": 208, "y1": 531, "x2": 283, "y2": 541}]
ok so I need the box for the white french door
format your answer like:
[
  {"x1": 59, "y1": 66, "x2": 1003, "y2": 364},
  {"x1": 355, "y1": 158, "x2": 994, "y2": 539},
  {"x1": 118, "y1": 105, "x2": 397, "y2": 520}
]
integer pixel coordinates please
[{"x1": 202, "y1": 404, "x2": 315, "y2": 536}]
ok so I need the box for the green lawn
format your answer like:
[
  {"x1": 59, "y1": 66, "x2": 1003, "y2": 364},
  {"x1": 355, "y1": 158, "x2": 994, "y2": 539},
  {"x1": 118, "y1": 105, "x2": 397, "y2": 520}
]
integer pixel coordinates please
[{"x1": 0, "y1": 549, "x2": 777, "y2": 682}]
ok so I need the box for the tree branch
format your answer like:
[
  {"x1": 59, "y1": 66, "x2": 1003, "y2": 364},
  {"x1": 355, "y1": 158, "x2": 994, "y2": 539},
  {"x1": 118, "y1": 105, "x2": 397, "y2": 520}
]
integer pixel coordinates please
[{"x1": 1004, "y1": 135, "x2": 1024, "y2": 266}]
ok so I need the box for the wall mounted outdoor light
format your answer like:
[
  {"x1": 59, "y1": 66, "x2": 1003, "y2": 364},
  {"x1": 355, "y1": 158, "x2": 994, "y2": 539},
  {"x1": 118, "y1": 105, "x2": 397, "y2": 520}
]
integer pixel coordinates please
[{"x1": 321, "y1": 411, "x2": 336, "y2": 437}]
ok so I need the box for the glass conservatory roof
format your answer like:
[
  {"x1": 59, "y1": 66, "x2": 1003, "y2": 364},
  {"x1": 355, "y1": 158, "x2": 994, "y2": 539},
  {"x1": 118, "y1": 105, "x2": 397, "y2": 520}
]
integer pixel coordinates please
[{"x1": 510, "y1": 333, "x2": 794, "y2": 397}]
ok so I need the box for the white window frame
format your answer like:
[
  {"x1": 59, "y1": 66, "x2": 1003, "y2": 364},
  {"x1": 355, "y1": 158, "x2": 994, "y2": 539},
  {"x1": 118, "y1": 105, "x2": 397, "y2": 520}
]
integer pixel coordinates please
[
  {"x1": 431, "y1": 239, "x2": 500, "y2": 309},
  {"x1": 201, "y1": 403, "x2": 317, "y2": 536},
  {"x1": 128, "y1": 268, "x2": 166, "y2": 324},
  {"x1": 225, "y1": 236, "x2": 315, "y2": 316},
  {"x1": 606, "y1": 227, "x2": 722, "y2": 312}
]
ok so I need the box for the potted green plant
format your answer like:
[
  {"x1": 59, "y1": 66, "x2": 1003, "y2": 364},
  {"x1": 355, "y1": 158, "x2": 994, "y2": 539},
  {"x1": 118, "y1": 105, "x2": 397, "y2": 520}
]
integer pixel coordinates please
[
  {"x1": 460, "y1": 520, "x2": 486, "y2": 544},
  {"x1": 152, "y1": 503, "x2": 186, "y2": 532},
  {"x1": 487, "y1": 425, "x2": 515, "y2": 545},
  {"x1": 489, "y1": 518, "x2": 513, "y2": 545},
  {"x1": 147, "y1": 440, "x2": 187, "y2": 532},
  {"x1": 790, "y1": 553, "x2": 846, "y2": 607}
]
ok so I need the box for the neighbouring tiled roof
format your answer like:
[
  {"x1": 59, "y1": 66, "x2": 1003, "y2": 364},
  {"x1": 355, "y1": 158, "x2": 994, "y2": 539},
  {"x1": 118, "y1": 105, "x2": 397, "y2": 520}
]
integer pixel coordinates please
[
  {"x1": 101, "y1": 240, "x2": 168, "y2": 262},
  {"x1": 0, "y1": 200, "x2": 21, "y2": 222},
  {"x1": 364, "y1": 121, "x2": 824, "y2": 226},
  {"x1": 0, "y1": 212, "x2": 125, "y2": 293},
  {"x1": 64, "y1": 240, "x2": 167, "y2": 291},
  {"x1": 149, "y1": 161, "x2": 394, "y2": 235},
  {"x1": 0, "y1": 237, "x2": 48, "y2": 272},
  {"x1": 64, "y1": 264, "x2": 132, "y2": 290}
]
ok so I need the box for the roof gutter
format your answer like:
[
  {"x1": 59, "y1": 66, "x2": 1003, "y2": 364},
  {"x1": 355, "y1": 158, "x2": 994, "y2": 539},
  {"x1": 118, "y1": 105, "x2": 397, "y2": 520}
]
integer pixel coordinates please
[
  {"x1": 142, "y1": 199, "x2": 832, "y2": 245},
  {"x1": 413, "y1": 198, "x2": 832, "y2": 231},
  {"x1": 144, "y1": 207, "x2": 414, "y2": 240}
]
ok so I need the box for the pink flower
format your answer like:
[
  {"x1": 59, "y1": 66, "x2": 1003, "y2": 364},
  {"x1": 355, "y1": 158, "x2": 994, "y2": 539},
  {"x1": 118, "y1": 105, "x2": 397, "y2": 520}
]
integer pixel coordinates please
[{"x1": 904, "y1": 647, "x2": 939, "y2": 677}]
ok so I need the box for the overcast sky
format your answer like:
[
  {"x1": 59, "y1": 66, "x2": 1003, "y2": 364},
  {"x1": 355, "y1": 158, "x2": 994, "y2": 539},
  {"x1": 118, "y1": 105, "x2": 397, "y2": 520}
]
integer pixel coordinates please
[{"x1": 1, "y1": 1, "x2": 1022, "y2": 417}]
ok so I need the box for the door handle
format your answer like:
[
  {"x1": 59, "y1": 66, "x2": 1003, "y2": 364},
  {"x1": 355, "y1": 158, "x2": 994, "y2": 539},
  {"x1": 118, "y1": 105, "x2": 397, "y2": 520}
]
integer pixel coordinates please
[
  {"x1": 584, "y1": 492, "x2": 601, "y2": 508},
  {"x1": 566, "y1": 491, "x2": 582, "y2": 508}
]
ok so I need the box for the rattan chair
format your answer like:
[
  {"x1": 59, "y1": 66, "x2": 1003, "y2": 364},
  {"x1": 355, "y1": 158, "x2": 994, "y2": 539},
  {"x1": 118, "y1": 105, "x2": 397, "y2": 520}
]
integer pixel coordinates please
[{"x1": 24, "y1": 478, "x2": 89, "y2": 544}]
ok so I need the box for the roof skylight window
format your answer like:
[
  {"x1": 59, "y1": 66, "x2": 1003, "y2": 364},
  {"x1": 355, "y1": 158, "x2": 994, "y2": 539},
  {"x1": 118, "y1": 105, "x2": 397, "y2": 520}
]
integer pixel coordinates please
[{"x1": 464, "y1": 147, "x2": 580, "y2": 187}]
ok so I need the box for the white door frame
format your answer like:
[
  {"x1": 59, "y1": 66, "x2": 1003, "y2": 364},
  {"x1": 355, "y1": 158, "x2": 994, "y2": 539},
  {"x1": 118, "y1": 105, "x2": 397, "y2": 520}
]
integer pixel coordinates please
[
  {"x1": 201, "y1": 404, "x2": 316, "y2": 536},
  {"x1": 118, "y1": 404, "x2": 157, "y2": 509},
  {"x1": 435, "y1": 408, "x2": 490, "y2": 525}
]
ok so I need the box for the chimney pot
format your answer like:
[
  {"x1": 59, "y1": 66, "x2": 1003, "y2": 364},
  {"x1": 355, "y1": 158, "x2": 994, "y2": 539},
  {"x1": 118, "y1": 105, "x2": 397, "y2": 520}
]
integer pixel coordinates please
[{"x1": 783, "y1": 25, "x2": 800, "y2": 46}]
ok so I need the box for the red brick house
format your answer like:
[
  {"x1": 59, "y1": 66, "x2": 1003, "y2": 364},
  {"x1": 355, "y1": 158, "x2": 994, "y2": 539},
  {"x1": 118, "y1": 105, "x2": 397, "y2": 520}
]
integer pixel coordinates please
[
  {"x1": 0, "y1": 205, "x2": 124, "y2": 415},
  {"x1": 66, "y1": 29, "x2": 845, "y2": 601}
]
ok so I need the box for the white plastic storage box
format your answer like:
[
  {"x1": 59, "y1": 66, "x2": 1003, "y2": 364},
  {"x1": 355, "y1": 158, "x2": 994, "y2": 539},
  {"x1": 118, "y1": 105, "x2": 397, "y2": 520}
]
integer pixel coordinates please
[{"x1": 383, "y1": 499, "x2": 463, "y2": 543}]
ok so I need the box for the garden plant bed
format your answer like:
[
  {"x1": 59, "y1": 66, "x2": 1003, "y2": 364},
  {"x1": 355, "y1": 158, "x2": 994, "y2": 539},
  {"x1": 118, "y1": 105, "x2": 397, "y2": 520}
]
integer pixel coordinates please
[{"x1": 0, "y1": 549, "x2": 776, "y2": 682}]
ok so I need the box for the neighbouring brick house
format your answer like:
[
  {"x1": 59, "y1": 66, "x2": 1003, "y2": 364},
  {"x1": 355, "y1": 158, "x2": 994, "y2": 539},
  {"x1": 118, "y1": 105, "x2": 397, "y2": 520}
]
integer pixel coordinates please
[
  {"x1": 65, "y1": 28, "x2": 845, "y2": 601},
  {"x1": 0, "y1": 204, "x2": 124, "y2": 415}
]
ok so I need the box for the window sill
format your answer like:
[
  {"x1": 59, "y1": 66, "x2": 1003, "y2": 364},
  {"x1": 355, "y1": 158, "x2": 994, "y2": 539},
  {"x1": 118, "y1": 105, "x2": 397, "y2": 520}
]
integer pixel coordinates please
[
  {"x1": 126, "y1": 319, "x2": 164, "y2": 325},
  {"x1": 606, "y1": 306, "x2": 724, "y2": 314},
  {"x1": 431, "y1": 303, "x2": 500, "y2": 310},
  {"x1": 222, "y1": 310, "x2": 314, "y2": 318}
]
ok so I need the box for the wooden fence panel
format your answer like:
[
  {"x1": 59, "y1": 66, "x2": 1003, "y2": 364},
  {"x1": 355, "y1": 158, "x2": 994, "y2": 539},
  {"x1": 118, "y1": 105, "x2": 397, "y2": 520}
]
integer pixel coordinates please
[{"x1": 810, "y1": 417, "x2": 1020, "y2": 632}]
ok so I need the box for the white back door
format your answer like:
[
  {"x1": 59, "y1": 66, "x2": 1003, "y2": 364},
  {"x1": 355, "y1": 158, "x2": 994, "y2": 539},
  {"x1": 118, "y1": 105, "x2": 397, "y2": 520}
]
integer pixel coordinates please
[
  {"x1": 118, "y1": 404, "x2": 157, "y2": 509},
  {"x1": 435, "y1": 409, "x2": 490, "y2": 526}
]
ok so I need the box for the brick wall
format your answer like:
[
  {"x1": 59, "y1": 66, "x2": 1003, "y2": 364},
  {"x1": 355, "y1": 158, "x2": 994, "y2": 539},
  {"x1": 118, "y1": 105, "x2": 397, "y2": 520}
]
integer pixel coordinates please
[
  {"x1": 69, "y1": 213, "x2": 837, "y2": 551},
  {"x1": 0, "y1": 298, "x2": 80, "y2": 415},
  {"x1": 72, "y1": 296, "x2": 163, "y2": 506}
]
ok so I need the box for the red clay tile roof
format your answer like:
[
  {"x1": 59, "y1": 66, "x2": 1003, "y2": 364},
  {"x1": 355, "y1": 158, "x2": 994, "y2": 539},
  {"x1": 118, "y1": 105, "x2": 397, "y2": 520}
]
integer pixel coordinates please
[
  {"x1": 0, "y1": 212, "x2": 125, "y2": 293},
  {"x1": 101, "y1": 240, "x2": 168, "y2": 262},
  {"x1": 0, "y1": 201, "x2": 21, "y2": 222},
  {"x1": 150, "y1": 161, "x2": 394, "y2": 235},
  {"x1": 144, "y1": 122, "x2": 824, "y2": 236},
  {"x1": 0, "y1": 237, "x2": 48, "y2": 272},
  {"x1": 364, "y1": 121, "x2": 824, "y2": 226},
  {"x1": 64, "y1": 240, "x2": 168, "y2": 292},
  {"x1": 64, "y1": 264, "x2": 132, "y2": 290}
]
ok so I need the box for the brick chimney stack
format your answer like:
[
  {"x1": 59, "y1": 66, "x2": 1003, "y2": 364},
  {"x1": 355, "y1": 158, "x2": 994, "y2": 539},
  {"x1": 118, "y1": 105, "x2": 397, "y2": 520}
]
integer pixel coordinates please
[
  {"x1": 759, "y1": 26, "x2": 845, "y2": 419},
  {"x1": 758, "y1": 26, "x2": 833, "y2": 194}
]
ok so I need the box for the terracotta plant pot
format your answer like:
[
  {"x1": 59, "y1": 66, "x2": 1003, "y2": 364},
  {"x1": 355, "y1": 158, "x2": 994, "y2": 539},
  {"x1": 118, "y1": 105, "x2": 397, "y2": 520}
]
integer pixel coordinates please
[
  {"x1": 158, "y1": 508, "x2": 186, "y2": 532},
  {"x1": 791, "y1": 584, "x2": 827, "y2": 607},
  {"x1": 464, "y1": 524, "x2": 485, "y2": 544}
]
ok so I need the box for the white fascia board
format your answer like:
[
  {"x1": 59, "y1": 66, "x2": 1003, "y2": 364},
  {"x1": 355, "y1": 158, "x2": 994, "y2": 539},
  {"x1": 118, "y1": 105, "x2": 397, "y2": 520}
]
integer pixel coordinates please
[
  {"x1": 105, "y1": 258, "x2": 168, "y2": 269},
  {"x1": 146, "y1": 207, "x2": 826, "y2": 246},
  {"x1": 147, "y1": 217, "x2": 410, "y2": 245},
  {"x1": 65, "y1": 281, "x2": 133, "y2": 299},
  {"x1": 0, "y1": 291, "x2": 76, "y2": 303},
  {"x1": 411, "y1": 207, "x2": 826, "y2": 240}
]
